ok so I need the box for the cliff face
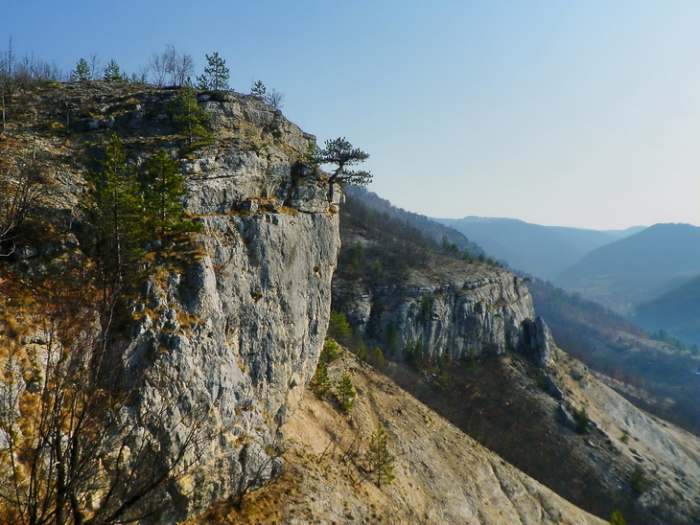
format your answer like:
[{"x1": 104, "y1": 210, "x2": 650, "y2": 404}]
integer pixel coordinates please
[
  {"x1": 1, "y1": 83, "x2": 339, "y2": 520},
  {"x1": 332, "y1": 203, "x2": 553, "y2": 367},
  {"x1": 335, "y1": 264, "x2": 537, "y2": 360},
  {"x1": 123, "y1": 93, "x2": 340, "y2": 519}
]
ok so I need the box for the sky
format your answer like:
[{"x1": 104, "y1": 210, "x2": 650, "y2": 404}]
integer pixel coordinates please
[{"x1": 4, "y1": 0, "x2": 700, "y2": 229}]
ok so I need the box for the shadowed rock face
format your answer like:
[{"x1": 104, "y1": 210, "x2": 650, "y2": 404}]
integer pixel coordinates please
[
  {"x1": 522, "y1": 316, "x2": 555, "y2": 368},
  {"x1": 333, "y1": 248, "x2": 554, "y2": 367},
  {"x1": 1, "y1": 83, "x2": 340, "y2": 522}
]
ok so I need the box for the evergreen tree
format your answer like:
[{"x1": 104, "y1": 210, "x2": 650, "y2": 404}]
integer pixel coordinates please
[
  {"x1": 71, "y1": 58, "x2": 91, "y2": 82},
  {"x1": 328, "y1": 311, "x2": 352, "y2": 345},
  {"x1": 316, "y1": 137, "x2": 372, "y2": 201},
  {"x1": 366, "y1": 425, "x2": 395, "y2": 488},
  {"x1": 251, "y1": 80, "x2": 266, "y2": 98},
  {"x1": 85, "y1": 134, "x2": 146, "y2": 290},
  {"x1": 311, "y1": 360, "x2": 331, "y2": 397},
  {"x1": 103, "y1": 59, "x2": 123, "y2": 82},
  {"x1": 141, "y1": 150, "x2": 199, "y2": 238},
  {"x1": 167, "y1": 86, "x2": 211, "y2": 146},
  {"x1": 335, "y1": 372, "x2": 356, "y2": 413},
  {"x1": 197, "y1": 51, "x2": 229, "y2": 91}
]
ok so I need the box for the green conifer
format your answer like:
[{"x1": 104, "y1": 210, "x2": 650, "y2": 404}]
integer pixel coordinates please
[
  {"x1": 86, "y1": 134, "x2": 146, "y2": 289},
  {"x1": 167, "y1": 86, "x2": 211, "y2": 146},
  {"x1": 609, "y1": 510, "x2": 626, "y2": 525},
  {"x1": 141, "y1": 150, "x2": 199, "y2": 238},
  {"x1": 366, "y1": 425, "x2": 395, "y2": 488},
  {"x1": 335, "y1": 372, "x2": 356, "y2": 413},
  {"x1": 197, "y1": 51, "x2": 229, "y2": 91},
  {"x1": 251, "y1": 80, "x2": 266, "y2": 98},
  {"x1": 311, "y1": 360, "x2": 331, "y2": 397},
  {"x1": 103, "y1": 59, "x2": 123, "y2": 82},
  {"x1": 71, "y1": 58, "x2": 91, "y2": 82}
]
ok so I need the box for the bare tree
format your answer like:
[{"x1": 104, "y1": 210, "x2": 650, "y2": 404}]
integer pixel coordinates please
[
  {"x1": 148, "y1": 46, "x2": 194, "y2": 87},
  {"x1": 171, "y1": 52, "x2": 193, "y2": 87},
  {"x1": 265, "y1": 89, "x2": 284, "y2": 110},
  {"x1": 147, "y1": 50, "x2": 168, "y2": 86},
  {"x1": 1, "y1": 78, "x2": 6, "y2": 134},
  {"x1": 0, "y1": 160, "x2": 43, "y2": 257},
  {"x1": 0, "y1": 38, "x2": 13, "y2": 133},
  {"x1": 0, "y1": 264, "x2": 210, "y2": 524},
  {"x1": 230, "y1": 439, "x2": 286, "y2": 510},
  {"x1": 89, "y1": 53, "x2": 101, "y2": 81}
]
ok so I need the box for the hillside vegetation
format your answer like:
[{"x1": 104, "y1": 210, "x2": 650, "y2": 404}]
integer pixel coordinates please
[{"x1": 200, "y1": 349, "x2": 605, "y2": 525}]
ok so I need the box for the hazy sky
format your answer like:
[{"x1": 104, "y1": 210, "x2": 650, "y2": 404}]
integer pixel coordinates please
[{"x1": 4, "y1": 1, "x2": 700, "y2": 229}]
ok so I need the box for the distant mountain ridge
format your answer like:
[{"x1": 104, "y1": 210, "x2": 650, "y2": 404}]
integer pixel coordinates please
[
  {"x1": 634, "y1": 275, "x2": 700, "y2": 346},
  {"x1": 436, "y1": 216, "x2": 643, "y2": 280},
  {"x1": 344, "y1": 187, "x2": 485, "y2": 256},
  {"x1": 557, "y1": 223, "x2": 700, "y2": 315}
]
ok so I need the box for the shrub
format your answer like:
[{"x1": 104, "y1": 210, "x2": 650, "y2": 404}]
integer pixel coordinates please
[
  {"x1": 573, "y1": 407, "x2": 590, "y2": 434},
  {"x1": 609, "y1": 510, "x2": 626, "y2": 525},
  {"x1": 321, "y1": 338, "x2": 341, "y2": 364},
  {"x1": 368, "y1": 346, "x2": 386, "y2": 369},
  {"x1": 630, "y1": 465, "x2": 648, "y2": 496}
]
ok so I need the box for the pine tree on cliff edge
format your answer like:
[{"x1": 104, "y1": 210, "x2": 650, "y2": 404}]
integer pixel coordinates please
[
  {"x1": 197, "y1": 51, "x2": 229, "y2": 91},
  {"x1": 316, "y1": 137, "x2": 372, "y2": 201}
]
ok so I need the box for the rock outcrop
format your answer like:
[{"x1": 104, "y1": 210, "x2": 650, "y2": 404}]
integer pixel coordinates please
[
  {"x1": 333, "y1": 229, "x2": 553, "y2": 367},
  {"x1": 522, "y1": 316, "x2": 555, "y2": 368},
  {"x1": 0, "y1": 83, "x2": 339, "y2": 521}
]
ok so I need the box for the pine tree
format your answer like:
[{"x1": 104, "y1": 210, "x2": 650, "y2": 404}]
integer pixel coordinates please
[
  {"x1": 197, "y1": 51, "x2": 229, "y2": 91},
  {"x1": 251, "y1": 80, "x2": 266, "y2": 98},
  {"x1": 311, "y1": 360, "x2": 331, "y2": 397},
  {"x1": 335, "y1": 372, "x2": 356, "y2": 413},
  {"x1": 71, "y1": 58, "x2": 91, "y2": 82},
  {"x1": 85, "y1": 134, "x2": 146, "y2": 290},
  {"x1": 103, "y1": 59, "x2": 123, "y2": 82},
  {"x1": 316, "y1": 137, "x2": 372, "y2": 201},
  {"x1": 141, "y1": 150, "x2": 200, "y2": 237},
  {"x1": 366, "y1": 425, "x2": 395, "y2": 488},
  {"x1": 167, "y1": 86, "x2": 211, "y2": 146}
]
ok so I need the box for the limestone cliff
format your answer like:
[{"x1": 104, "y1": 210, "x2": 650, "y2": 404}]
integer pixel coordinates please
[
  {"x1": 333, "y1": 195, "x2": 553, "y2": 367},
  {"x1": 0, "y1": 82, "x2": 339, "y2": 521}
]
